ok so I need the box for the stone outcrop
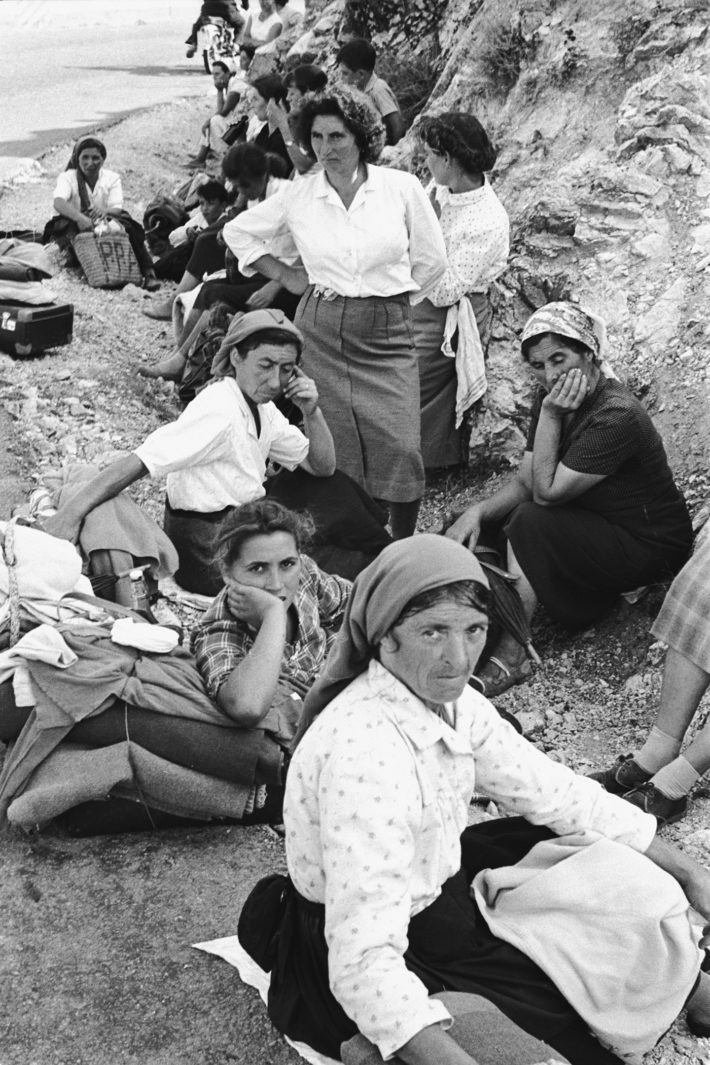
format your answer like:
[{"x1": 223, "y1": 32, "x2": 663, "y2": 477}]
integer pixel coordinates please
[{"x1": 393, "y1": 0, "x2": 710, "y2": 478}]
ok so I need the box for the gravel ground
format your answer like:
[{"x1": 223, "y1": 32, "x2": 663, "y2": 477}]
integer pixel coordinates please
[{"x1": 1, "y1": 95, "x2": 710, "y2": 1065}]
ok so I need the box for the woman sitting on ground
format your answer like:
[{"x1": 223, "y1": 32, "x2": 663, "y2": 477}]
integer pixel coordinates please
[
  {"x1": 241, "y1": 0, "x2": 283, "y2": 55},
  {"x1": 245, "y1": 75, "x2": 293, "y2": 175},
  {"x1": 237, "y1": 534, "x2": 710, "y2": 1062},
  {"x1": 44, "y1": 135, "x2": 159, "y2": 290},
  {"x1": 591, "y1": 532, "x2": 710, "y2": 828},
  {"x1": 267, "y1": 63, "x2": 328, "y2": 176},
  {"x1": 187, "y1": 54, "x2": 253, "y2": 171},
  {"x1": 152, "y1": 178, "x2": 230, "y2": 285},
  {"x1": 447, "y1": 301, "x2": 692, "y2": 697},
  {"x1": 141, "y1": 144, "x2": 293, "y2": 379},
  {"x1": 192, "y1": 500, "x2": 350, "y2": 750},
  {"x1": 415, "y1": 112, "x2": 509, "y2": 468}
]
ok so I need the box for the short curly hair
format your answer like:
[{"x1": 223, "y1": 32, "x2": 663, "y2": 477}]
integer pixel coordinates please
[
  {"x1": 295, "y1": 84, "x2": 384, "y2": 164},
  {"x1": 217, "y1": 500, "x2": 315, "y2": 573},
  {"x1": 418, "y1": 112, "x2": 497, "y2": 175}
]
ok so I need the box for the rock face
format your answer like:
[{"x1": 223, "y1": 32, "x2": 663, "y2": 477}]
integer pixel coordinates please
[{"x1": 402, "y1": 0, "x2": 710, "y2": 478}]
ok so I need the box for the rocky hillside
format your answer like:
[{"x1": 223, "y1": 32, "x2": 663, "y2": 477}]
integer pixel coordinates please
[{"x1": 394, "y1": 0, "x2": 710, "y2": 491}]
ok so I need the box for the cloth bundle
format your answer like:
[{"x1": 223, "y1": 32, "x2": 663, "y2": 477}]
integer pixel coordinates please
[{"x1": 442, "y1": 295, "x2": 487, "y2": 428}]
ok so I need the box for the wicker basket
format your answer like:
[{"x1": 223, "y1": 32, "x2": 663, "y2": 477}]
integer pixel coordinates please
[{"x1": 73, "y1": 231, "x2": 142, "y2": 289}]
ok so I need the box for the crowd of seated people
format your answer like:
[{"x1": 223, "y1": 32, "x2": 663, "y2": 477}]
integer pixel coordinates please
[{"x1": 23, "y1": 8, "x2": 710, "y2": 1060}]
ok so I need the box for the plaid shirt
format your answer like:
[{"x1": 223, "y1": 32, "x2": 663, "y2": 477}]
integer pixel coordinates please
[{"x1": 191, "y1": 555, "x2": 351, "y2": 700}]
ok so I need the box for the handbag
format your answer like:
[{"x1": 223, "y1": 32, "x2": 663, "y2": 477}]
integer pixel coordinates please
[
  {"x1": 222, "y1": 114, "x2": 249, "y2": 147},
  {"x1": 72, "y1": 230, "x2": 142, "y2": 289}
]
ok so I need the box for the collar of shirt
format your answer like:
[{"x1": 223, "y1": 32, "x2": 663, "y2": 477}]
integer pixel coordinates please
[
  {"x1": 225, "y1": 377, "x2": 268, "y2": 440},
  {"x1": 312, "y1": 164, "x2": 382, "y2": 212},
  {"x1": 367, "y1": 660, "x2": 471, "y2": 755},
  {"x1": 432, "y1": 176, "x2": 490, "y2": 209}
]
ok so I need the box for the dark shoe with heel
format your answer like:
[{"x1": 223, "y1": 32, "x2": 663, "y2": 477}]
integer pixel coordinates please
[
  {"x1": 587, "y1": 754, "x2": 651, "y2": 795},
  {"x1": 623, "y1": 782, "x2": 687, "y2": 826}
]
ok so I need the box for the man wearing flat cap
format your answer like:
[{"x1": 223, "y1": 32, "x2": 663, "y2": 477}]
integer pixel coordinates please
[{"x1": 45, "y1": 310, "x2": 336, "y2": 594}]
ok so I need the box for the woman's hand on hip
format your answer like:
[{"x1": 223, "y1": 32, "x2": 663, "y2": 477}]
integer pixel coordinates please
[
  {"x1": 445, "y1": 505, "x2": 482, "y2": 550},
  {"x1": 226, "y1": 579, "x2": 286, "y2": 628},
  {"x1": 284, "y1": 366, "x2": 319, "y2": 416},
  {"x1": 542, "y1": 368, "x2": 589, "y2": 418}
]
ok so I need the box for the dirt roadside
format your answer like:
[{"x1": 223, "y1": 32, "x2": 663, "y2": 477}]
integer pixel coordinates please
[{"x1": 1, "y1": 94, "x2": 710, "y2": 1065}]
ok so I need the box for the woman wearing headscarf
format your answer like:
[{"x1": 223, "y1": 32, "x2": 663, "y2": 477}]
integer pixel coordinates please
[
  {"x1": 415, "y1": 112, "x2": 509, "y2": 468},
  {"x1": 236, "y1": 535, "x2": 710, "y2": 1065},
  {"x1": 224, "y1": 85, "x2": 448, "y2": 540},
  {"x1": 446, "y1": 301, "x2": 692, "y2": 696},
  {"x1": 44, "y1": 135, "x2": 160, "y2": 290}
]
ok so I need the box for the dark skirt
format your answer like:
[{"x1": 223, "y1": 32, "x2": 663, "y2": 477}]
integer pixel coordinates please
[
  {"x1": 164, "y1": 501, "x2": 232, "y2": 596},
  {"x1": 238, "y1": 818, "x2": 623, "y2": 1064},
  {"x1": 505, "y1": 500, "x2": 692, "y2": 627},
  {"x1": 413, "y1": 291, "x2": 492, "y2": 469},
  {"x1": 295, "y1": 288, "x2": 424, "y2": 503},
  {"x1": 192, "y1": 278, "x2": 300, "y2": 318}
]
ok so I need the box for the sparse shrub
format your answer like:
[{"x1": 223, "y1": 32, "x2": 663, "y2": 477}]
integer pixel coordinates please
[
  {"x1": 343, "y1": 0, "x2": 449, "y2": 48},
  {"x1": 474, "y1": 12, "x2": 538, "y2": 93},
  {"x1": 375, "y1": 47, "x2": 440, "y2": 127},
  {"x1": 549, "y1": 28, "x2": 586, "y2": 85},
  {"x1": 610, "y1": 14, "x2": 653, "y2": 61}
]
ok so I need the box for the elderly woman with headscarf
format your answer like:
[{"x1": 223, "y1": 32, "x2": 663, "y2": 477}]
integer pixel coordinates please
[
  {"x1": 224, "y1": 85, "x2": 448, "y2": 540},
  {"x1": 446, "y1": 301, "x2": 692, "y2": 697},
  {"x1": 44, "y1": 135, "x2": 160, "y2": 290},
  {"x1": 236, "y1": 535, "x2": 710, "y2": 1065},
  {"x1": 42, "y1": 310, "x2": 335, "y2": 594}
]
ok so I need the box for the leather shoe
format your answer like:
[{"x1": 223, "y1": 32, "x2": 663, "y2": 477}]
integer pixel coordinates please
[
  {"x1": 623, "y1": 782, "x2": 687, "y2": 826},
  {"x1": 587, "y1": 754, "x2": 651, "y2": 795}
]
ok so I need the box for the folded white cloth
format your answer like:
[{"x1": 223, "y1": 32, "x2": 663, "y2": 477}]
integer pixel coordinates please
[
  {"x1": 442, "y1": 296, "x2": 487, "y2": 427},
  {"x1": 0, "y1": 624, "x2": 77, "y2": 686},
  {"x1": 110, "y1": 617, "x2": 179, "y2": 654}
]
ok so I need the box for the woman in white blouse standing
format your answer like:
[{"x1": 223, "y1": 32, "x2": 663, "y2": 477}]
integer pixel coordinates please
[
  {"x1": 238, "y1": 535, "x2": 710, "y2": 1065},
  {"x1": 224, "y1": 86, "x2": 448, "y2": 538},
  {"x1": 415, "y1": 114, "x2": 509, "y2": 468}
]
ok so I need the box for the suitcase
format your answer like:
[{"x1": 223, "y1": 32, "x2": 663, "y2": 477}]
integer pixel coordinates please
[{"x1": 0, "y1": 301, "x2": 74, "y2": 356}]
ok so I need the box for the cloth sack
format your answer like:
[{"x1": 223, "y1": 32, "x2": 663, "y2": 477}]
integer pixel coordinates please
[{"x1": 72, "y1": 231, "x2": 142, "y2": 288}]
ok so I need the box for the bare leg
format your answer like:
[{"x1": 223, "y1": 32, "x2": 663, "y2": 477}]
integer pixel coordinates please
[
  {"x1": 388, "y1": 499, "x2": 420, "y2": 540},
  {"x1": 139, "y1": 277, "x2": 204, "y2": 379},
  {"x1": 654, "y1": 649, "x2": 710, "y2": 744}
]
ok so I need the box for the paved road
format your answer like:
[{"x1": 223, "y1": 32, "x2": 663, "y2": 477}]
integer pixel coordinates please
[{"x1": 0, "y1": 0, "x2": 215, "y2": 183}]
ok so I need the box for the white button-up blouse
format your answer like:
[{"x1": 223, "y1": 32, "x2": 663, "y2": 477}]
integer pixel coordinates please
[
  {"x1": 223, "y1": 165, "x2": 448, "y2": 301},
  {"x1": 284, "y1": 659, "x2": 656, "y2": 1060}
]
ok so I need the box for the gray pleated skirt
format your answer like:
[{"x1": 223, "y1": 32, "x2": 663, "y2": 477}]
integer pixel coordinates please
[
  {"x1": 413, "y1": 291, "x2": 492, "y2": 468},
  {"x1": 296, "y1": 288, "x2": 424, "y2": 503}
]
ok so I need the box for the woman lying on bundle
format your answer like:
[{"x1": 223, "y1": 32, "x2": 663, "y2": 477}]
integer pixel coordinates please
[{"x1": 192, "y1": 500, "x2": 351, "y2": 756}]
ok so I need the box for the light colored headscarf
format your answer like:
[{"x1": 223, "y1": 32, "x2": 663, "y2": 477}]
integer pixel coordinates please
[
  {"x1": 299, "y1": 534, "x2": 488, "y2": 732},
  {"x1": 210, "y1": 308, "x2": 304, "y2": 378},
  {"x1": 521, "y1": 301, "x2": 607, "y2": 361}
]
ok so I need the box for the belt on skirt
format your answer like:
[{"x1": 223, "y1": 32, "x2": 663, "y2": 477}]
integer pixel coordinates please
[{"x1": 309, "y1": 285, "x2": 409, "y2": 303}]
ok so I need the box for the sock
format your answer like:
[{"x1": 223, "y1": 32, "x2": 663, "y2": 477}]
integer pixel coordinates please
[
  {"x1": 651, "y1": 755, "x2": 700, "y2": 800},
  {"x1": 635, "y1": 726, "x2": 682, "y2": 774}
]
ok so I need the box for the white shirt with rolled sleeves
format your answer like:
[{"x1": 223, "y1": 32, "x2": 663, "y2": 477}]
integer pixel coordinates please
[
  {"x1": 284, "y1": 659, "x2": 657, "y2": 1060},
  {"x1": 53, "y1": 168, "x2": 123, "y2": 216},
  {"x1": 133, "y1": 378, "x2": 309, "y2": 512},
  {"x1": 223, "y1": 165, "x2": 448, "y2": 302}
]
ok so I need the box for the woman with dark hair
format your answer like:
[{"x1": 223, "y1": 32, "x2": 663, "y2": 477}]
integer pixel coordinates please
[
  {"x1": 45, "y1": 135, "x2": 159, "y2": 289},
  {"x1": 236, "y1": 534, "x2": 710, "y2": 1064},
  {"x1": 446, "y1": 301, "x2": 692, "y2": 695},
  {"x1": 245, "y1": 76, "x2": 293, "y2": 173},
  {"x1": 266, "y1": 64, "x2": 328, "y2": 175},
  {"x1": 415, "y1": 113, "x2": 509, "y2": 468},
  {"x1": 192, "y1": 499, "x2": 350, "y2": 741},
  {"x1": 225, "y1": 85, "x2": 448, "y2": 539},
  {"x1": 45, "y1": 310, "x2": 335, "y2": 594},
  {"x1": 241, "y1": 0, "x2": 283, "y2": 53}
]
